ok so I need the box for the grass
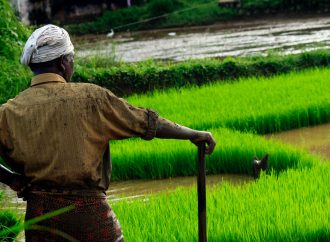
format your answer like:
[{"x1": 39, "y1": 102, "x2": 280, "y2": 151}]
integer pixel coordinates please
[
  {"x1": 107, "y1": 66, "x2": 330, "y2": 241},
  {"x1": 0, "y1": 1, "x2": 29, "y2": 240},
  {"x1": 0, "y1": 0, "x2": 30, "y2": 104},
  {"x1": 112, "y1": 163, "x2": 330, "y2": 241},
  {"x1": 111, "y1": 127, "x2": 318, "y2": 181},
  {"x1": 73, "y1": 50, "x2": 330, "y2": 97},
  {"x1": 126, "y1": 67, "x2": 330, "y2": 133},
  {"x1": 109, "y1": 67, "x2": 330, "y2": 180},
  {"x1": 0, "y1": 192, "x2": 21, "y2": 242}
]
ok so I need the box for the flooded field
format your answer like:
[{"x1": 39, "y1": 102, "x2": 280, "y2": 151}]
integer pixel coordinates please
[
  {"x1": 0, "y1": 174, "x2": 251, "y2": 215},
  {"x1": 75, "y1": 15, "x2": 330, "y2": 62},
  {"x1": 267, "y1": 123, "x2": 330, "y2": 161}
]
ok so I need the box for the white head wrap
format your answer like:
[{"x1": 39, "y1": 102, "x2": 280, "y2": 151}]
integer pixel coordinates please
[{"x1": 20, "y1": 24, "x2": 74, "y2": 66}]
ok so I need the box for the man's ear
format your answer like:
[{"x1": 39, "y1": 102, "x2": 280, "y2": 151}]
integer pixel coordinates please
[{"x1": 58, "y1": 56, "x2": 66, "y2": 72}]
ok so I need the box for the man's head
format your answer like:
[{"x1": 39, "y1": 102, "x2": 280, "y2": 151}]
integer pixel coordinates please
[{"x1": 20, "y1": 24, "x2": 75, "y2": 82}]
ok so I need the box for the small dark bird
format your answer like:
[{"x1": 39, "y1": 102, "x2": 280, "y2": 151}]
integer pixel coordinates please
[{"x1": 252, "y1": 154, "x2": 269, "y2": 179}]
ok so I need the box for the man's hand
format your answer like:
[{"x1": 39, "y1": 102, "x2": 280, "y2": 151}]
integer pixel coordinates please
[
  {"x1": 190, "y1": 131, "x2": 216, "y2": 155},
  {"x1": 155, "y1": 118, "x2": 216, "y2": 154}
]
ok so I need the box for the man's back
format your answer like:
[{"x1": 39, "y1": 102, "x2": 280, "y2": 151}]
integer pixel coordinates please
[{"x1": 0, "y1": 73, "x2": 152, "y2": 190}]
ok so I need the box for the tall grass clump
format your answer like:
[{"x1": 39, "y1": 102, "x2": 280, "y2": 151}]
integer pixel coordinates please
[
  {"x1": 0, "y1": 192, "x2": 21, "y2": 242},
  {"x1": 0, "y1": 210, "x2": 21, "y2": 242},
  {"x1": 113, "y1": 163, "x2": 330, "y2": 241},
  {"x1": 0, "y1": 0, "x2": 31, "y2": 104},
  {"x1": 111, "y1": 128, "x2": 318, "y2": 181}
]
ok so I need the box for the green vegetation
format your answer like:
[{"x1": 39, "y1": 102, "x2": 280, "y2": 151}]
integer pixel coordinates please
[
  {"x1": 110, "y1": 67, "x2": 329, "y2": 180},
  {"x1": 0, "y1": 193, "x2": 21, "y2": 242},
  {"x1": 0, "y1": 0, "x2": 30, "y2": 104},
  {"x1": 111, "y1": 128, "x2": 317, "y2": 180},
  {"x1": 67, "y1": 0, "x2": 235, "y2": 35},
  {"x1": 126, "y1": 67, "x2": 330, "y2": 133},
  {"x1": 0, "y1": 1, "x2": 28, "y2": 240},
  {"x1": 1, "y1": 2, "x2": 330, "y2": 241},
  {"x1": 0, "y1": 210, "x2": 21, "y2": 241},
  {"x1": 113, "y1": 163, "x2": 330, "y2": 241},
  {"x1": 67, "y1": 0, "x2": 329, "y2": 35},
  {"x1": 74, "y1": 50, "x2": 330, "y2": 97}
]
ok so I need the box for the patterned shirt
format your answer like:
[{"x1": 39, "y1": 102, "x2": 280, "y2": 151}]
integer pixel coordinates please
[{"x1": 0, "y1": 73, "x2": 158, "y2": 190}]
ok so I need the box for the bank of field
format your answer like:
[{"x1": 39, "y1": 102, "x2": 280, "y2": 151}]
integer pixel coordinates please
[
  {"x1": 110, "y1": 67, "x2": 330, "y2": 180},
  {"x1": 113, "y1": 163, "x2": 330, "y2": 241}
]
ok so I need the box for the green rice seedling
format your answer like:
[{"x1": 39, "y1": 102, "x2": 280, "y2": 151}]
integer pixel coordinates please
[
  {"x1": 126, "y1": 67, "x2": 330, "y2": 134},
  {"x1": 110, "y1": 67, "x2": 328, "y2": 180},
  {"x1": 111, "y1": 128, "x2": 317, "y2": 181},
  {"x1": 0, "y1": 210, "x2": 21, "y2": 241},
  {"x1": 112, "y1": 163, "x2": 330, "y2": 242}
]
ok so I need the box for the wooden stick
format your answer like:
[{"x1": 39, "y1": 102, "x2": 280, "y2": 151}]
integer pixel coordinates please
[{"x1": 197, "y1": 142, "x2": 207, "y2": 242}]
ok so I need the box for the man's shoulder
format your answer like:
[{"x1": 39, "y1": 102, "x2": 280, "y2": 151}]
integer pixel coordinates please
[
  {"x1": 69, "y1": 82, "x2": 106, "y2": 93},
  {"x1": 69, "y1": 82, "x2": 114, "y2": 98}
]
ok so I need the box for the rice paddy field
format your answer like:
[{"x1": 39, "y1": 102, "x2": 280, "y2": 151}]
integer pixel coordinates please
[
  {"x1": 113, "y1": 164, "x2": 330, "y2": 242},
  {"x1": 110, "y1": 67, "x2": 330, "y2": 180},
  {"x1": 108, "y1": 67, "x2": 330, "y2": 241}
]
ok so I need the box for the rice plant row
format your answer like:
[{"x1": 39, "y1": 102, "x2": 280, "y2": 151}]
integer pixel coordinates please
[
  {"x1": 110, "y1": 67, "x2": 329, "y2": 180},
  {"x1": 111, "y1": 128, "x2": 319, "y2": 181},
  {"x1": 113, "y1": 163, "x2": 330, "y2": 241},
  {"x1": 126, "y1": 67, "x2": 330, "y2": 134}
]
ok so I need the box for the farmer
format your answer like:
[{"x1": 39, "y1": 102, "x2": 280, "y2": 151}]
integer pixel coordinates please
[{"x1": 0, "y1": 25, "x2": 216, "y2": 242}]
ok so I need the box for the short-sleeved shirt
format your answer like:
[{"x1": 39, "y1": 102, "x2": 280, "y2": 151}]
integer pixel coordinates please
[{"x1": 0, "y1": 73, "x2": 158, "y2": 191}]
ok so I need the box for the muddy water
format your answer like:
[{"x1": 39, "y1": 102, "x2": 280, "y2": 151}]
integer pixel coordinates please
[
  {"x1": 267, "y1": 123, "x2": 330, "y2": 160},
  {"x1": 0, "y1": 174, "x2": 251, "y2": 213},
  {"x1": 76, "y1": 16, "x2": 330, "y2": 62}
]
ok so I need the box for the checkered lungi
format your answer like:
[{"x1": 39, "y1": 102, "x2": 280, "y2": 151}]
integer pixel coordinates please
[{"x1": 25, "y1": 192, "x2": 123, "y2": 242}]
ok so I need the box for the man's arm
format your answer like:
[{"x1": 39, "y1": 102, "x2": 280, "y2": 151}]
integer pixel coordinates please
[{"x1": 155, "y1": 117, "x2": 216, "y2": 155}]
